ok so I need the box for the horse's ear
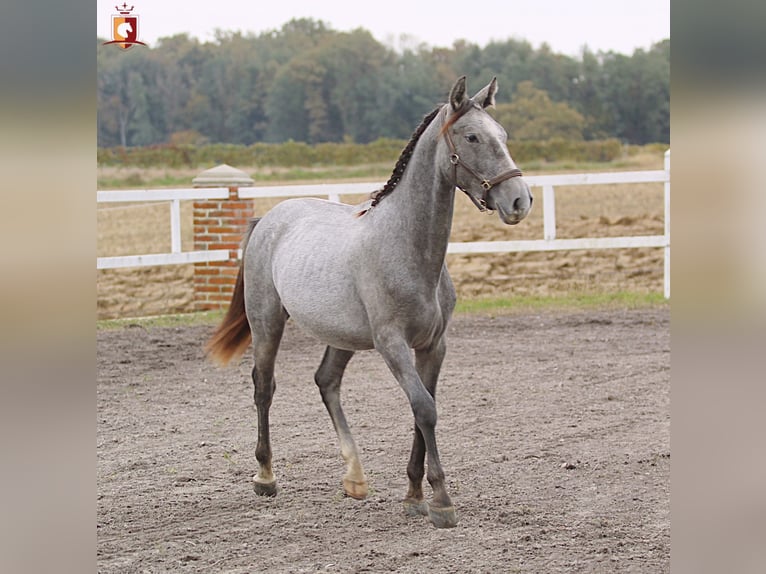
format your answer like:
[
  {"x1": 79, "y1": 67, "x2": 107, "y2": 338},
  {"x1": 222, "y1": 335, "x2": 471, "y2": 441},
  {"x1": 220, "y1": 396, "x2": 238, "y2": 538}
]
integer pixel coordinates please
[
  {"x1": 449, "y1": 76, "x2": 467, "y2": 111},
  {"x1": 473, "y1": 77, "x2": 498, "y2": 109}
]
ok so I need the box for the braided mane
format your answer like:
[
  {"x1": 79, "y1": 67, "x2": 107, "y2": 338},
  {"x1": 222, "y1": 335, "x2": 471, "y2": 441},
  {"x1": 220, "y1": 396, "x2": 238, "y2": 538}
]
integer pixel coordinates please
[{"x1": 369, "y1": 105, "x2": 443, "y2": 207}]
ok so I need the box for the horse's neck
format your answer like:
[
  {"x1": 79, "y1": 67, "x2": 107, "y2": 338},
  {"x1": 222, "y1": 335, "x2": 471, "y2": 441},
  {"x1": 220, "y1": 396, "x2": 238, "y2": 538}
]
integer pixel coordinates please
[{"x1": 371, "y1": 114, "x2": 455, "y2": 279}]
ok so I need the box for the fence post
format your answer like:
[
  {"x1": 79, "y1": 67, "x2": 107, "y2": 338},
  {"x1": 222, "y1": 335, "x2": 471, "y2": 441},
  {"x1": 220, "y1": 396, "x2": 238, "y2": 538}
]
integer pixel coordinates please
[
  {"x1": 542, "y1": 184, "x2": 557, "y2": 241},
  {"x1": 191, "y1": 164, "x2": 254, "y2": 311},
  {"x1": 664, "y1": 149, "x2": 671, "y2": 299}
]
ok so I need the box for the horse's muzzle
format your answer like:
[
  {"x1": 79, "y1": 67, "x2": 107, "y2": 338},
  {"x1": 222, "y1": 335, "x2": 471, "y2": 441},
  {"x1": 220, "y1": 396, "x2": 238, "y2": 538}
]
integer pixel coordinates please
[{"x1": 491, "y1": 179, "x2": 533, "y2": 225}]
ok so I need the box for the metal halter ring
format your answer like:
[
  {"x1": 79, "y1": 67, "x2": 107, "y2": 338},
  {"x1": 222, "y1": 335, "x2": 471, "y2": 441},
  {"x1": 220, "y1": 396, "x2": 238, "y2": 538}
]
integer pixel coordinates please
[{"x1": 449, "y1": 153, "x2": 460, "y2": 165}]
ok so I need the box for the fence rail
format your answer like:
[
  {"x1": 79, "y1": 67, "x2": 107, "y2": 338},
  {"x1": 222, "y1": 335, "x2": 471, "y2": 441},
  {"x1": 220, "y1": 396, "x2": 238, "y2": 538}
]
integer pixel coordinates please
[
  {"x1": 97, "y1": 150, "x2": 670, "y2": 298},
  {"x1": 96, "y1": 187, "x2": 230, "y2": 270}
]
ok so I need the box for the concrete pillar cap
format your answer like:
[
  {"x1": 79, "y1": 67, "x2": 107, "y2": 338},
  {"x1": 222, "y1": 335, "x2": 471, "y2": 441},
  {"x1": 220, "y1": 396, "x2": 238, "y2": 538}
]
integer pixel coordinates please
[{"x1": 192, "y1": 164, "x2": 254, "y2": 187}]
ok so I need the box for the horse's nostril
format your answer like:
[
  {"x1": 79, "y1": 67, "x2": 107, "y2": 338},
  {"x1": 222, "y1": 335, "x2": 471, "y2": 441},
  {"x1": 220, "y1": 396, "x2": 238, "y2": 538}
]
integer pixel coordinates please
[{"x1": 513, "y1": 196, "x2": 523, "y2": 212}]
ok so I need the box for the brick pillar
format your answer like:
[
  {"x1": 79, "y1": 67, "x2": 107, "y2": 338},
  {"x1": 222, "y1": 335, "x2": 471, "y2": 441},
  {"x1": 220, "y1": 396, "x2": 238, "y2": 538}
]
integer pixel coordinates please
[{"x1": 192, "y1": 164, "x2": 254, "y2": 311}]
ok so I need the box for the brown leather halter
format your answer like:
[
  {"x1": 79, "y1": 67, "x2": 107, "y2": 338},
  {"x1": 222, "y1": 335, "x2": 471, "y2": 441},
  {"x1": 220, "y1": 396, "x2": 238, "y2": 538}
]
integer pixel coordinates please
[{"x1": 443, "y1": 102, "x2": 523, "y2": 211}]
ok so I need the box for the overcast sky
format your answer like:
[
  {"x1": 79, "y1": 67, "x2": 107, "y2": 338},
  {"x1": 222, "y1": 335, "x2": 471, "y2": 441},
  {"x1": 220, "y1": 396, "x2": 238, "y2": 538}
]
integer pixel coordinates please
[{"x1": 98, "y1": 0, "x2": 669, "y2": 57}]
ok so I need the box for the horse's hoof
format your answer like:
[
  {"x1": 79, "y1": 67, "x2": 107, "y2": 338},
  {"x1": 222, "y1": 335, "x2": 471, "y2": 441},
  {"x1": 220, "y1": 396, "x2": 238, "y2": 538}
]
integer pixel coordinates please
[
  {"x1": 343, "y1": 477, "x2": 368, "y2": 500},
  {"x1": 403, "y1": 498, "x2": 429, "y2": 517},
  {"x1": 428, "y1": 504, "x2": 458, "y2": 528},
  {"x1": 253, "y1": 476, "x2": 277, "y2": 497}
]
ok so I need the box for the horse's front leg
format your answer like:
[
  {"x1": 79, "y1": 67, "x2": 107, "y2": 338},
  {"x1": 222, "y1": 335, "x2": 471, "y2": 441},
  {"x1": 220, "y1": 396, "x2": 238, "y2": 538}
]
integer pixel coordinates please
[
  {"x1": 403, "y1": 337, "x2": 447, "y2": 518},
  {"x1": 375, "y1": 333, "x2": 457, "y2": 528}
]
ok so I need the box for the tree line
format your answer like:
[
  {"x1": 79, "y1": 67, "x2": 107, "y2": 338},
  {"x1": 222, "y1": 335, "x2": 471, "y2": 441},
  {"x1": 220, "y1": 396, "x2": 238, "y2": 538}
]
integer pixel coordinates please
[{"x1": 97, "y1": 18, "x2": 669, "y2": 148}]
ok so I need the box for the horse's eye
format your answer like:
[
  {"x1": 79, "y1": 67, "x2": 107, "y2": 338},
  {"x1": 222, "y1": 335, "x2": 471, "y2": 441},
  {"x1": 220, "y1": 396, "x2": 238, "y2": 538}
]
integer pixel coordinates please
[{"x1": 465, "y1": 134, "x2": 479, "y2": 143}]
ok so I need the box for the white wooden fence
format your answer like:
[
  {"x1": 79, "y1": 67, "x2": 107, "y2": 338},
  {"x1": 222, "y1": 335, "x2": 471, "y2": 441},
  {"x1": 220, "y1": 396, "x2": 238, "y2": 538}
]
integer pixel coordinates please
[
  {"x1": 98, "y1": 150, "x2": 670, "y2": 297},
  {"x1": 97, "y1": 187, "x2": 232, "y2": 269}
]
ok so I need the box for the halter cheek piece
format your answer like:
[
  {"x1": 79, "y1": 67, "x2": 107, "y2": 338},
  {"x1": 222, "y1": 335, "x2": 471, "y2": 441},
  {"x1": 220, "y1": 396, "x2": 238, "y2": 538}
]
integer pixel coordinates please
[{"x1": 443, "y1": 102, "x2": 523, "y2": 211}]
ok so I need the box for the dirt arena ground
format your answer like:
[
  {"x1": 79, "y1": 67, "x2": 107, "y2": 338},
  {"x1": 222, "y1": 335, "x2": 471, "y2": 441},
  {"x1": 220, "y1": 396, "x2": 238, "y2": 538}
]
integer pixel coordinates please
[{"x1": 97, "y1": 305, "x2": 669, "y2": 573}]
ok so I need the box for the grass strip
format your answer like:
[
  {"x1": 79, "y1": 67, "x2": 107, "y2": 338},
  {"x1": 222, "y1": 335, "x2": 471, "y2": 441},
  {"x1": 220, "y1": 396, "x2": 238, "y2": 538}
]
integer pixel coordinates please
[{"x1": 98, "y1": 292, "x2": 667, "y2": 330}]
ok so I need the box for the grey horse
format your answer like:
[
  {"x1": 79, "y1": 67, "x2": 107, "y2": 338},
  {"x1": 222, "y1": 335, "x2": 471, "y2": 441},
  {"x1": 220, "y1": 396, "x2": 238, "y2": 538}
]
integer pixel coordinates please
[{"x1": 206, "y1": 76, "x2": 532, "y2": 528}]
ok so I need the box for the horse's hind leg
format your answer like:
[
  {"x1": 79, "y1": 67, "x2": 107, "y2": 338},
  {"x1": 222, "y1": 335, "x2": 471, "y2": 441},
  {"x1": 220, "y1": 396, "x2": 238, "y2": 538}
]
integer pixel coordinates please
[
  {"x1": 251, "y1": 310, "x2": 287, "y2": 497},
  {"x1": 315, "y1": 346, "x2": 368, "y2": 499}
]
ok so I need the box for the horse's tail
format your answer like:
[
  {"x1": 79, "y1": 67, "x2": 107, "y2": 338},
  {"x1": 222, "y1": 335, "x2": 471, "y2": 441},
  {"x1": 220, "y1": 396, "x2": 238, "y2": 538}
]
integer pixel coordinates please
[{"x1": 205, "y1": 218, "x2": 261, "y2": 366}]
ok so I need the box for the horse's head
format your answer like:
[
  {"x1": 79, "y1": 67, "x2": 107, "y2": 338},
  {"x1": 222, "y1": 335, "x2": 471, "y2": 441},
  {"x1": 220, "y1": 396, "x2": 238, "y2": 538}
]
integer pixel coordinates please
[{"x1": 441, "y1": 76, "x2": 533, "y2": 225}]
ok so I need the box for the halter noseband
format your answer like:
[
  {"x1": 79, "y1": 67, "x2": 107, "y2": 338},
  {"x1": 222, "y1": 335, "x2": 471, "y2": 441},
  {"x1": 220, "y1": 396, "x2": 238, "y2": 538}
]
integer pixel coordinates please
[{"x1": 442, "y1": 102, "x2": 523, "y2": 211}]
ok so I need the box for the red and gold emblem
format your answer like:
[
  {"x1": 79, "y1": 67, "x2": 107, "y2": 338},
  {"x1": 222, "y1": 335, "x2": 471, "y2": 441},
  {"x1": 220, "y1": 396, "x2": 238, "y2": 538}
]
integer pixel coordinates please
[{"x1": 103, "y1": 4, "x2": 147, "y2": 50}]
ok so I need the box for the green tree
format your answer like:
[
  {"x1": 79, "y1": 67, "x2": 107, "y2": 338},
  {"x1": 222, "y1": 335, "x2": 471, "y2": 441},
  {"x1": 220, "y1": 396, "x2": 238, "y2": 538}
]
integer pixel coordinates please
[
  {"x1": 494, "y1": 81, "x2": 585, "y2": 141},
  {"x1": 152, "y1": 34, "x2": 206, "y2": 140},
  {"x1": 97, "y1": 48, "x2": 155, "y2": 146},
  {"x1": 318, "y1": 29, "x2": 393, "y2": 143},
  {"x1": 527, "y1": 43, "x2": 580, "y2": 102},
  {"x1": 266, "y1": 28, "x2": 393, "y2": 143},
  {"x1": 599, "y1": 40, "x2": 669, "y2": 144},
  {"x1": 265, "y1": 61, "x2": 311, "y2": 142},
  {"x1": 570, "y1": 47, "x2": 612, "y2": 139},
  {"x1": 97, "y1": 19, "x2": 668, "y2": 147},
  {"x1": 126, "y1": 70, "x2": 160, "y2": 145},
  {"x1": 375, "y1": 46, "x2": 446, "y2": 139}
]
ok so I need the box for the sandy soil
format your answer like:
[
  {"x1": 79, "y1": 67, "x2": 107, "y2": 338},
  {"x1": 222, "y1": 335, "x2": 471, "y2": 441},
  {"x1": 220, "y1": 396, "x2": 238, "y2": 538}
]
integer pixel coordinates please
[{"x1": 97, "y1": 306, "x2": 669, "y2": 573}]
